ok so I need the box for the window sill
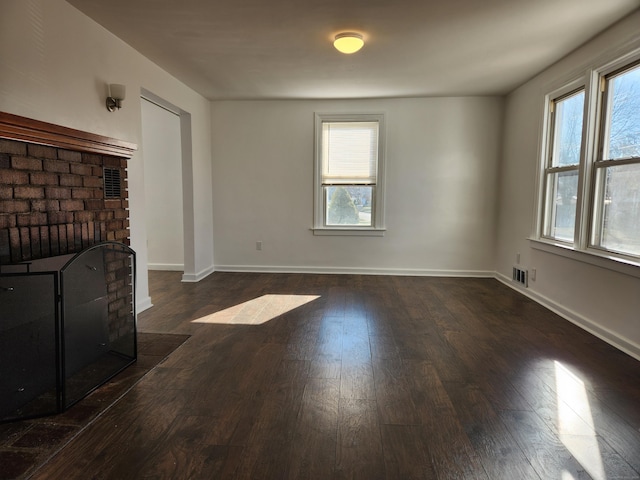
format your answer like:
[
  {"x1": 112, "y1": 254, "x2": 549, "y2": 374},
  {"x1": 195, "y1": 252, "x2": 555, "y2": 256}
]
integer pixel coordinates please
[
  {"x1": 312, "y1": 227, "x2": 386, "y2": 237},
  {"x1": 529, "y1": 238, "x2": 640, "y2": 279}
]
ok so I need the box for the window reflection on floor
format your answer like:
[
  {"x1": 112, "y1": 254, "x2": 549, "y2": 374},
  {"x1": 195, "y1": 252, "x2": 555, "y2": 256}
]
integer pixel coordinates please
[
  {"x1": 191, "y1": 294, "x2": 321, "y2": 325},
  {"x1": 555, "y1": 361, "x2": 605, "y2": 480}
]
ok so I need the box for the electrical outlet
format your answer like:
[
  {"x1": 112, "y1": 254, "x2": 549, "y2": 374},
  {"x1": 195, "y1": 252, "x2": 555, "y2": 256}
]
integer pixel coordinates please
[
  {"x1": 531, "y1": 268, "x2": 536, "y2": 281},
  {"x1": 256, "y1": 241, "x2": 262, "y2": 251}
]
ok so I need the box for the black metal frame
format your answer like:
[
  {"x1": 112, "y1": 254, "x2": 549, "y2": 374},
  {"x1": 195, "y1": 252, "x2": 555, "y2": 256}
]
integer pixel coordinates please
[{"x1": 0, "y1": 242, "x2": 137, "y2": 423}]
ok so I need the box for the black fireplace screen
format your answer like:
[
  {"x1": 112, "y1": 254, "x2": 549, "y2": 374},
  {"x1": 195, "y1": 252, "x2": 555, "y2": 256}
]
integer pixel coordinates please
[{"x1": 0, "y1": 242, "x2": 137, "y2": 422}]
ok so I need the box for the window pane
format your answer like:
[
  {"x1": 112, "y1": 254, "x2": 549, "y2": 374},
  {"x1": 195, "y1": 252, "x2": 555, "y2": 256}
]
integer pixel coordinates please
[
  {"x1": 325, "y1": 186, "x2": 373, "y2": 226},
  {"x1": 552, "y1": 91, "x2": 584, "y2": 167},
  {"x1": 604, "y1": 63, "x2": 640, "y2": 160},
  {"x1": 594, "y1": 163, "x2": 640, "y2": 256},
  {"x1": 543, "y1": 170, "x2": 578, "y2": 242}
]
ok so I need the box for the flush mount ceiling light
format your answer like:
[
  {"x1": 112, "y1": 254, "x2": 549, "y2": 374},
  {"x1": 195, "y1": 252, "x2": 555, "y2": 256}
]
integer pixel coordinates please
[{"x1": 333, "y1": 32, "x2": 364, "y2": 54}]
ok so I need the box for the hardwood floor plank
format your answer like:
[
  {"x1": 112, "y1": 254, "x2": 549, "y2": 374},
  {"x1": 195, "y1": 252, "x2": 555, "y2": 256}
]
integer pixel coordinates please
[
  {"x1": 284, "y1": 313, "x2": 323, "y2": 361},
  {"x1": 309, "y1": 316, "x2": 343, "y2": 379},
  {"x1": 587, "y1": 387, "x2": 640, "y2": 474},
  {"x1": 342, "y1": 333, "x2": 372, "y2": 364},
  {"x1": 114, "y1": 415, "x2": 244, "y2": 479},
  {"x1": 373, "y1": 358, "x2": 421, "y2": 426},
  {"x1": 394, "y1": 333, "x2": 432, "y2": 360},
  {"x1": 443, "y1": 330, "x2": 531, "y2": 411},
  {"x1": 369, "y1": 334, "x2": 401, "y2": 361},
  {"x1": 230, "y1": 359, "x2": 309, "y2": 479},
  {"x1": 380, "y1": 424, "x2": 437, "y2": 479},
  {"x1": 335, "y1": 398, "x2": 385, "y2": 480},
  {"x1": 405, "y1": 360, "x2": 489, "y2": 480},
  {"x1": 512, "y1": 363, "x2": 640, "y2": 478},
  {"x1": 508, "y1": 351, "x2": 640, "y2": 476},
  {"x1": 184, "y1": 342, "x2": 285, "y2": 444},
  {"x1": 418, "y1": 331, "x2": 471, "y2": 384},
  {"x1": 340, "y1": 361, "x2": 376, "y2": 400},
  {"x1": 30, "y1": 388, "x2": 187, "y2": 479},
  {"x1": 500, "y1": 409, "x2": 603, "y2": 479},
  {"x1": 443, "y1": 382, "x2": 541, "y2": 479},
  {"x1": 287, "y1": 378, "x2": 340, "y2": 479}
]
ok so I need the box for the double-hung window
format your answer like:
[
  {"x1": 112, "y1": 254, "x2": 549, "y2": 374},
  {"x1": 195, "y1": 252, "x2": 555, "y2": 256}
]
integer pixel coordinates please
[
  {"x1": 313, "y1": 113, "x2": 386, "y2": 235},
  {"x1": 537, "y1": 52, "x2": 640, "y2": 264},
  {"x1": 591, "y1": 61, "x2": 640, "y2": 256},
  {"x1": 542, "y1": 87, "x2": 585, "y2": 242}
]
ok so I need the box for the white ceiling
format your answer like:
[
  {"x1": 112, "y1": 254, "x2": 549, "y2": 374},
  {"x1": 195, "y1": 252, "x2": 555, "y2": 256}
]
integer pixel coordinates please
[{"x1": 66, "y1": 0, "x2": 639, "y2": 100}]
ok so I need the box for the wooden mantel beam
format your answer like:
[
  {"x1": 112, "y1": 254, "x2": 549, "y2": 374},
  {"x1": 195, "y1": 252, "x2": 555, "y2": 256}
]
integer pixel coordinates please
[{"x1": 0, "y1": 112, "x2": 137, "y2": 159}]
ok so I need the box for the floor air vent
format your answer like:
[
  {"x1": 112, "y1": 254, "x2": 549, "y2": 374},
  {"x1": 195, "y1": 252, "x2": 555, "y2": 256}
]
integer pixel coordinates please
[{"x1": 513, "y1": 266, "x2": 528, "y2": 287}]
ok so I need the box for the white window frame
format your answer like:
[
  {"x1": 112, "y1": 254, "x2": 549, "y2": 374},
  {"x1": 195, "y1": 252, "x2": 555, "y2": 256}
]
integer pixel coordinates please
[
  {"x1": 539, "y1": 81, "x2": 587, "y2": 245},
  {"x1": 312, "y1": 113, "x2": 386, "y2": 236},
  {"x1": 589, "y1": 57, "x2": 640, "y2": 257},
  {"x1": 533, "y1": 47, "x2": 640, "y2": 276}
]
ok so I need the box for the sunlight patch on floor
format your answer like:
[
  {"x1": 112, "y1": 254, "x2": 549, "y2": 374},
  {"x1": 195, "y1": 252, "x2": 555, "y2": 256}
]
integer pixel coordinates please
[
  {"x1": 191, "y1": 294, "x2": 321, "y2": 325},
  {"x1": 555, "y1": 361, "x2": 606, "y2": 480}
]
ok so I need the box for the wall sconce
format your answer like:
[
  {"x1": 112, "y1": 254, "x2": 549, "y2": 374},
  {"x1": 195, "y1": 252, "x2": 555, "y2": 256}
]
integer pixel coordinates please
[{"x1": 106, "y1": 84, "x2": 126, "y2": 112}]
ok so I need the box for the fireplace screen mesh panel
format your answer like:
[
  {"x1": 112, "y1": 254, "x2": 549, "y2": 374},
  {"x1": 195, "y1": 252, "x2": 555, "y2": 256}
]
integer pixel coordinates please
[
  {"x1": 0, "y1": 242, "x2": 136, "y2": 423},
  {"x1": 0, "y1": 272, "x2": 60, "y2": 421},
  {"x1": 61, "y1": 243, "x2": 137, "y2": 408}
]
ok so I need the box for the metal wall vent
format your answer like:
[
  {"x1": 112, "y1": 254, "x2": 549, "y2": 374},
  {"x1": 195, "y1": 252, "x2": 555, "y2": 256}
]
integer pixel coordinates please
[
  {"x1": 103, "y1": 168, "x2": 122, "y2": 198},
  {"x1": 512, "y1": 266, "x2": 528, "y2": 287}
]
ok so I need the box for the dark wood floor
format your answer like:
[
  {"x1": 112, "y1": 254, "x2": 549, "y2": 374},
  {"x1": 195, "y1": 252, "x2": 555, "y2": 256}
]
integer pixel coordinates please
[
  {"x1": 0, "y1": 333, "x2": 189, "y2": 480},
  {"x1": 30, "y1": 272, "x2": 640, "y2": 479}
]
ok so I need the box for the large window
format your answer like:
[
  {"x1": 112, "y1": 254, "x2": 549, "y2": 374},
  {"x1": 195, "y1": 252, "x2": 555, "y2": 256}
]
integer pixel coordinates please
[
  {"x1": 313, "y1": 114, "x2": 385, "y2": 235},
  {"x1": 542, "y1": 88, "x2": 585, "y2": 242},
  {"x1": 538, "y1": 53, "x2": 640, "y2": 262},
  {"x1": 591, "y1": 61, "x2": 640, "y2": 256}
]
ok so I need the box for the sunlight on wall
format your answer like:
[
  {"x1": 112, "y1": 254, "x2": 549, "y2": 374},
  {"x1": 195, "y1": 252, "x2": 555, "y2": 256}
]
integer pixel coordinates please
[
  {"x1": 191, "y1": 294, "x2": 321, "y2": 325},
  {"x1": 555, "y1": 361, "x2": 605, "y2": 480}
]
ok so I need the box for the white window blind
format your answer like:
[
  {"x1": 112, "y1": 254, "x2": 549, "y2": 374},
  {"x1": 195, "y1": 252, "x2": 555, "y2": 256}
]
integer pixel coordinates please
[{"x1": 322, "y1": 122, "x2": 378, "y2": 185}]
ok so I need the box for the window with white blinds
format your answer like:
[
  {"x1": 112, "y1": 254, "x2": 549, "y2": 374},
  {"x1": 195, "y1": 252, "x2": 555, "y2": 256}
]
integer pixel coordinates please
[
  {"x1": 322, "y1": 122, "x2": 378, "y2": 185},
  {"x1": 313, "y1": 113, "x2": 386, "y2": 235}
]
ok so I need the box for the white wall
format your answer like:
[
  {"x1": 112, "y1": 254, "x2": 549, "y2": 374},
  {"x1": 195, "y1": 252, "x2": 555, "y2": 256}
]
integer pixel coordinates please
[
  {"x1": 0, "y1": 0, "x2": 214, "y2": 310},
  {"x1": 141, "y1": 98, "x2": 184, "y2": 271},
  {"x1": 495, "y1": 10, "x2": 640, "y2": 359},
  {"x1": 211, "y1": 97, "x2": 503, "y2": 275}
]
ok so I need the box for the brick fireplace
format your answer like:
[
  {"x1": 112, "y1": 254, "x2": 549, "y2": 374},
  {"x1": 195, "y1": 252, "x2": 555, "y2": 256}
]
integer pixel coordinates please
[
  {"x1": 0, "y1": 112, "x2": 139, "y2": 422},
  {"x1": 0, "y1": 112, "x2": 136, "y2": 265}
]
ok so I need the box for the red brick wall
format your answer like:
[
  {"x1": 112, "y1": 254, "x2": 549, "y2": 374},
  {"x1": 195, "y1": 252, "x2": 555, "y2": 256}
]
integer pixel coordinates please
[
  {"x1": 0, "y1": 138, "x2": 129, "y2": 265},
  {"x1": 104, "y1": 249, "x2": 135, "y2": 342}
]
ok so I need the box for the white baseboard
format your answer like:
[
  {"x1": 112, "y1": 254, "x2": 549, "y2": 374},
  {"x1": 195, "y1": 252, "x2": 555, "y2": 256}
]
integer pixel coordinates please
[
  {"x1": 495, "y1": 272, "x2": 640, "y2": 362},
  {"x1": 213, "y1": 264, "x2": 495, "y2": 277},
  {"x1": 136, "y1": 295, "x2": 153, "y2": 314},
  {"x1": 148, "y1": 263, "x2": 184, "y2": 271},
  {"x1": 182, "y1": 264, "x2": 215, "y2": 283}
]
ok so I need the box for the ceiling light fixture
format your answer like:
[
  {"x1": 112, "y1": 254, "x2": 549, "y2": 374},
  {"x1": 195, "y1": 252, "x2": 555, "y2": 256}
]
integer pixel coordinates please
[{"x1": 333, "y1": 32, "x2": 364, "y2": 54}]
